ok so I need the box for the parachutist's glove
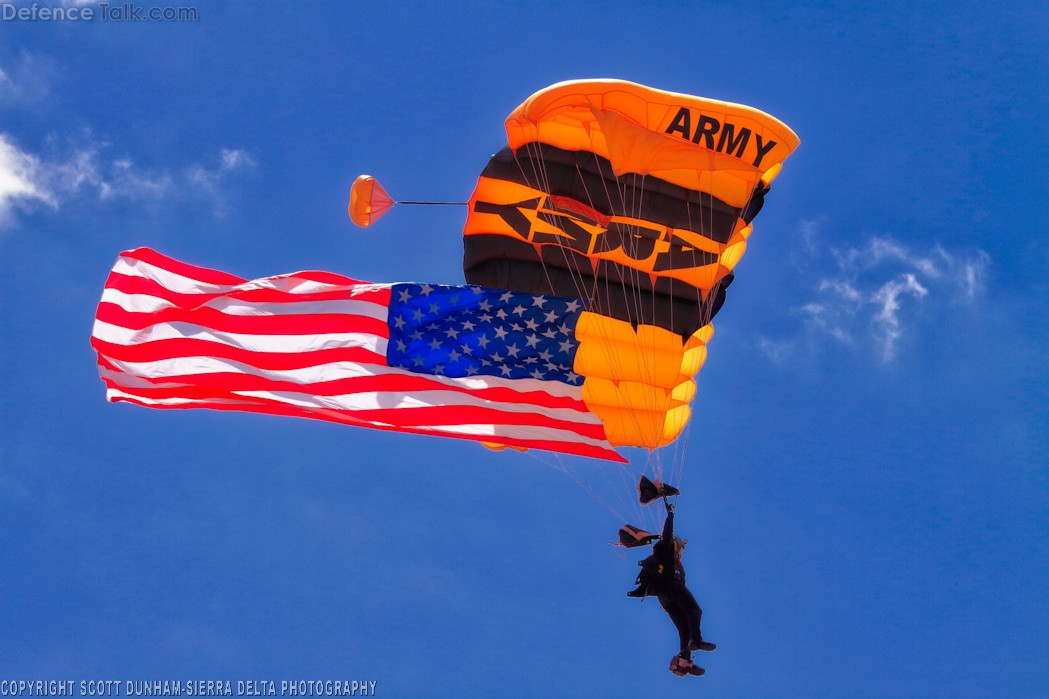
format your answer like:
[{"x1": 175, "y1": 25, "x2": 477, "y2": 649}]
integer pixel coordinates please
[{"x1": 666, "y1": 503, "x2": 675, "y2": 514}]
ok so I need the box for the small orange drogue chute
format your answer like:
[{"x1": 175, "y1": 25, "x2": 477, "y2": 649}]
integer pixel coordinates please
[
  {"x1": 349, "y1": 175, "x2": 466, "y2": 227},
  {"x1": 348, "y1": 175, "x2": 395, "y2": 227}
]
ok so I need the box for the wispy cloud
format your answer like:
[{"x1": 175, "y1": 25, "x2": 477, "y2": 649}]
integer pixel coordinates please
[
  {"x1": 0, "y1": 133, "x2": 255, "y2": 228},
  {"x1": 0, "y1": 53, "x2": 54, "y2": 106},
  {"x1": 185, "y1": 148, "x2": 257, "y2": 214},
  {"x1": 757, "y1": 336, "x2": 792, "y2": 363},
  {"x1": 869, "y1": 273, "x2": 928, "y2": 360},
  {"x1": 0, "y1": 135, "x2": 56, "y2": 225},
  {"x1": 768, "y1": 220, "x2": 991, "y2": 362}
]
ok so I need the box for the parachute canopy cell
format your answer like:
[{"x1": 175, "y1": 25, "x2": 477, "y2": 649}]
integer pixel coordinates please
[{"x1": 349, "y1": 175, "x2": 395, "y2": 227}]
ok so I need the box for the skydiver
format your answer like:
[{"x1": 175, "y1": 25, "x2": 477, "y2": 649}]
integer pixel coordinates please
[{"x1": 627, "y1": 498, "x2": 715, "y2": 677}]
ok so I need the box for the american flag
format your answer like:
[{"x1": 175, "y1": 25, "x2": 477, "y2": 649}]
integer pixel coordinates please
[{"x1": 90, "y1": 248, "x2": 624, "y2": 462}]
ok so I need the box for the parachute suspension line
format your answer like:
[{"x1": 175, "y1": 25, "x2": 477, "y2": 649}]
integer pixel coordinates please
[
  {"x1": 665, "y1": 164, "x2": 748, "y2": 495},
  {"x1": 514, "y1": 143, "x2": 605, "y2": 348},
  {"x1": 518, "y1": 144, "x2": 654, "y2": 528},
  {"x1": 615, "y1": 168, "x2": 672, "y2": 491},
  {"x1": 671, "y1": 181, "x2": 712, "y2": 490},
  {"x1": 528, "y1": 141, "x2": 650, "y2": 522},
  {"x1": 583, "y1": 160, "x2": 651, "y2": 428},
  {"x1": 569, "y1": 156, "x2": 664, "y2": 529},
  {"x1": 515, "y1": 144, "x2": 644, "y2": 524},
  {"x1": 621, "y1": 167, "x2": 671, "y2": 486},
  {"x1": 693, "y1": 180, "x2": 727, "y2": 480},
  {"x1": 505, "y1": 141, "x2": 634, "y2": 525},
  {"x1": 583, "y1": 158, "x2": 663, "y2": 502},
  {"x1": 625, "y1": 171, "x2": 668, "y2": 485},
  {"x1": 662, "y1": 185, "x2": 704, "y2": 493},
  {"x1": 511, "y1": 144, "x2": 570, "y2": 312},
  {"x1": 666, "y1": 182, "x2": 719, "y2": 494},
  {"x1": 520, "y1": 144, "x2": 648, "y2": 524},
  {"x1": 514, "y1": 144, "x2": 631, "y2": 426},
  {"x1": 527, "y1": 450, "x2": 630, "y2": 523},
  {"x1": 529, "y1": 144, "x2": 594, "y2": 306},
  {"x1": 591, "y1": 159, "x2": 678, "y2": 507}
]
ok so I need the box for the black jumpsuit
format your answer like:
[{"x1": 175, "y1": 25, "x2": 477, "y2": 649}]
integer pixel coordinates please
[{"x1": 652, "y1": 510, "x2": 704, "y2": 658}]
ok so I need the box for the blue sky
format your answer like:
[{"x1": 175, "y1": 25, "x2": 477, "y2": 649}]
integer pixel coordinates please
[{"x1": 2, "y1": 2, "x2": 1047, "y2": 697}]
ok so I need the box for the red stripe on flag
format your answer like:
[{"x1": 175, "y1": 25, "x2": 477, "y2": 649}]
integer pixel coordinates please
[
  {"x1": 96, "y1": 301, "x2": 391, "y2": 338},
  {"x1": 103, "y1": 393, "x2": 626, "y2": 462},
  {"x1": 100, "y1": 376, "x2": 609, "y2": 443},
  {"x1": 120, "y1": 247, "x2": 248, "y2": 285},
  {"x1": 96, "y1": 361, "x2": 590, "y2": 413},
  {"x1": 104, "y1": 270, "x2": 393, "y2": 307},
  {"x1": 91, "y1": 336, "x2": 389, "y2": 370}
]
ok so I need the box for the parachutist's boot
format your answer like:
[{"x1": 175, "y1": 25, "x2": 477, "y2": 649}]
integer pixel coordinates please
[
  {"x1": 626, "y1": 585, "x2": 646, "y2": 598},
  {"x1": 688, "y1": 638, "x2": 717, "y2": 652},
  {"x1": 669, "y1": 654, "x2": 703, "y2": 677}
]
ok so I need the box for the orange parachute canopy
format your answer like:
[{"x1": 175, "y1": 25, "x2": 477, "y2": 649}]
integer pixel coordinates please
[{"x1": 462, "y1": 79, "x2": 799, "y2": 450}]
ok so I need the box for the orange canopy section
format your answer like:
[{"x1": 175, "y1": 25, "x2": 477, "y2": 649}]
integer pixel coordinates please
[
  {"x1": 504, "y1": 79, "x2": 799, "y2": 207},
  {"x1": 348, "y1": 175, "x2": 394, "y2": 227}
]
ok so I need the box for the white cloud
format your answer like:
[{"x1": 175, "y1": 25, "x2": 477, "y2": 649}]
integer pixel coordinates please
[
  {"x1": 791, "y1": 281, "x2": 860, "y2": 349},
  {"x1": 104, "y1": 156, "x2": 175, "y2": 199},
  {"x1": 834, "y1": 236, "x2": 941, "y2": 279},
  {"x1": 0, "y1": 53, "x2": 54, "y2": 106},
  {"x1": 870, "y1": 273, "x2": 928, "y2": 360},
  {"x1": 935, "y1": 244, "x2": 990, "y2": 301},
  {"x1": 799, "y1": 302, "x2": 827, "y2": 317},
  {"x1": 798, "y1": 218, "x2": 821, "y2": 256},
  {"x1": 0, "y1": 134, "x2": 56, "y2": 225},
  {"x1": 187, "y1": 148, "x2": 256, "y2": 195},
  {"x1": 220, "y1": 149, "x2": 255, "y2": 172},
  {"x1": 757, "y1": 337, "x2": 791, "y2": 363},
  {"x1": 184, "y1": 149, "x2": 256, "y2": 215},
  {"x1": 767, "y1": 221, "x2": 991, "y2": 363},
  {"x1": 818, "y1": 279, "x2": 863, "y2": 305},
  {"x1": 829, "y1": 326, "x2": 853, "y2": 345},
  {"x1": 0, "y1": 133, "x2": 254, "y2": 228}
]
